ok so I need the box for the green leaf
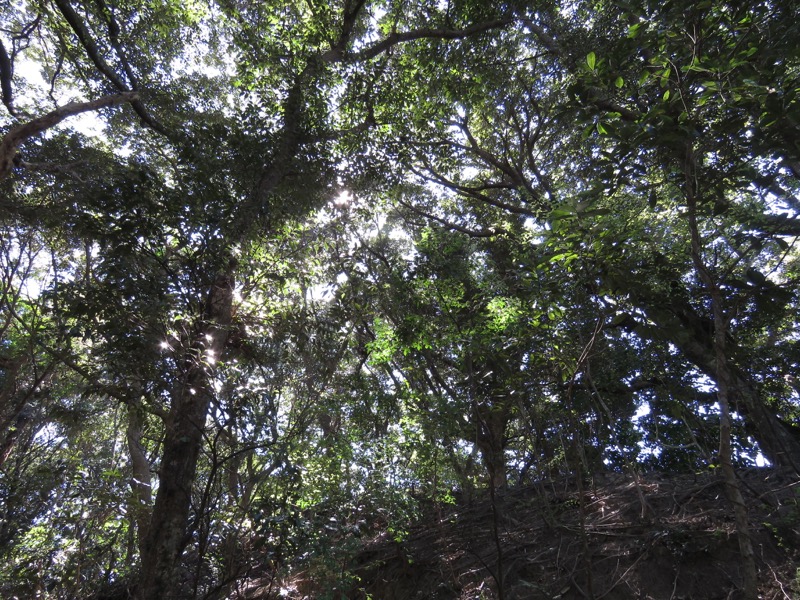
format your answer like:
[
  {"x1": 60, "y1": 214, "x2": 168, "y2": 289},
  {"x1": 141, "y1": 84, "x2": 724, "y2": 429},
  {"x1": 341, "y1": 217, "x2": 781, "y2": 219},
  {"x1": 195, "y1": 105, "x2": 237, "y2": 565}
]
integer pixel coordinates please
[
  {"x1": 580, "y1": 208, "x2": 611, "y2": 217},
  {"x1": 586, "y1": 52, "x2": 596, "y2": 70},
  {"x1": 615, "y1": 76, "x2": 624, "y2": 89},
  {"x1": 682, "y1": 63, "x2": 711, "y2": 73},
  {"x1": 549, "y1": 208, "x2": 576, "y2": 220}
]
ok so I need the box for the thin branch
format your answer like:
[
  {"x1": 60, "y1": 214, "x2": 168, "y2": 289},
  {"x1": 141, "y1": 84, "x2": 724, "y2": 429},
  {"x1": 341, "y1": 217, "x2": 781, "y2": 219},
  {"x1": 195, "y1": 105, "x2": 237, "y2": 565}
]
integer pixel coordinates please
[
  {"x1": 16, "y1": 158, "x2": 89, "y2": 178},
  {"x1": 340, "y1": 18, "x2": 514, "y2": 62},
  {"x1": 395, "y1": 196, "x2": 496, "y2": 237},
  {"x1": 409, "y1": 163, "x2": 538, "y2": 217},
  {"x1": 457, "y1": 118, "x2": 521, "y2": 183},
  {"x1": 4, "y1": 295, "x2": 149, "y2": 414},
  {"x1": 521, "y1": 17, "x2": 640, "y2": 122}
]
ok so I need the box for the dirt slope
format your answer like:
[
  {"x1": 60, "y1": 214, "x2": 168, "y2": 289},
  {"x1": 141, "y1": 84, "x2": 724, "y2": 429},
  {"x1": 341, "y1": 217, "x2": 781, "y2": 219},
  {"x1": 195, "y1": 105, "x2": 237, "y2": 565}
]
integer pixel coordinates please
[{"x1": 286, "y1": 470, "x2": 800, "y2": 600}]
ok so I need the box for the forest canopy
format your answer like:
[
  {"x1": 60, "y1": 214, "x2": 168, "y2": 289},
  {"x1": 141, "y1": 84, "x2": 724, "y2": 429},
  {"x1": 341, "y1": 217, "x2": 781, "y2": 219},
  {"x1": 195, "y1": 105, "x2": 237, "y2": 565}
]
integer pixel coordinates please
[{"x1": 0, "y1": 0, "x2": 798, "y2": 598}]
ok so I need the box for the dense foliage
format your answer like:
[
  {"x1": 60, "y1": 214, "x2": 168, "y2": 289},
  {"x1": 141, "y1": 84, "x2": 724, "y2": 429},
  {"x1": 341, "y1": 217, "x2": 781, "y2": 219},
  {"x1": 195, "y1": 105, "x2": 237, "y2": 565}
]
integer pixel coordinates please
[{"x1": 0, "y1": 0, "x2": 798, "y2": 597}]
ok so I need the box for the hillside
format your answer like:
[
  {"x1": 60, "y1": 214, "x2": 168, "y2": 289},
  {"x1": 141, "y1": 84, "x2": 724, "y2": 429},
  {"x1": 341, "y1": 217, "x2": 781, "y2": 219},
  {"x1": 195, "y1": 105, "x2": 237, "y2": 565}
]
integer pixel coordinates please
[{"x1": 261, "y1": 470, "x2": 799, "y2": 600}]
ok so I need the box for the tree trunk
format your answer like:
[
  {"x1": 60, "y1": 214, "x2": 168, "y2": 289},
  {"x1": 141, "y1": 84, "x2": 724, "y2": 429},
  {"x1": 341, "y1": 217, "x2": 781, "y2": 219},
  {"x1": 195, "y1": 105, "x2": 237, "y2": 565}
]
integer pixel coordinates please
[
  {"x1": 729, "y1": 375, "x2": 800, "y2": 473},
  {"x1": 126, "y1": 400, "x2": 153, "y2": 559},
  {"x1": 685, "y1": 151, "x2": 757, "y2": 600},
  {"x1": 648, "y1": 302, "x2": 800, "y2": 474},
  {"x1": 136, "y1": 271, "x2": 234, "y2": 600},
  {"x1": 474, "y1": 403, "x2": 509, "y2": 489},
  {"x1": 622, "y1": 281, "x2": 800, "y2": 475}
]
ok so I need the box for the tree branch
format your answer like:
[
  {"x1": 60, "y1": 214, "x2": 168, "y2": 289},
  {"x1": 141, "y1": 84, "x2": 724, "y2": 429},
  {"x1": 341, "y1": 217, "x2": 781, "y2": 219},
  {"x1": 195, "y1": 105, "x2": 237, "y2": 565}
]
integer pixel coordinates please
[
  {"x1": 249, "y1": 13, "x2": 515, "y2": 225},
  {"x1": 52, "y1": 0, "x2": 168, "y2": 135},
  {"x1": 93, "y1": 0, "x2": 140, "y2": 89},
  {"x1": 0, "y1": 91, "x2": 138, "y2": 181},
  {"x1": 341, "y1": 18, "x2": 513, "y2": 62},
  {"x1": 0, "y1": 38, "x2": 15, "y2": 116},
  {"x1": 335, "y1": 0, "x2": 370, "y2": 51},
  {"x1": 521, "y1": 17, "x2": 640, "y2": 122},
  {"x1": 53, "y1": 0, "x2": 127, "y2": 90},
  {"x1": 408, "y1": 163, "x2": 538, "y2": 217},
  {"x1": 395, "y1": 196, "x2": 496, "y2": 237}
]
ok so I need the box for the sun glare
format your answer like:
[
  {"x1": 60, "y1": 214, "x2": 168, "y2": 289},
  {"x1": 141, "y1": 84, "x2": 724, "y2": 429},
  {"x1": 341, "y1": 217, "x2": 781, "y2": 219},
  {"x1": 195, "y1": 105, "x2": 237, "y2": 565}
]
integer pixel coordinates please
[{"x1": 333, "y1": 190, "x2": 353, "y2": 207}]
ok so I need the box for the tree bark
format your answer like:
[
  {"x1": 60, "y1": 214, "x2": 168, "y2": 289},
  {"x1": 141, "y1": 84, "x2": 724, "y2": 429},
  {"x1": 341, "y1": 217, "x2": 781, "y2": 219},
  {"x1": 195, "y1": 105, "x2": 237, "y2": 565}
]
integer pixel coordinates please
[
  {"x1": 136, "y1": 271, "x2": 234, "y2": 600},
  {"x1": 126, "y1": 400, "x2": 153, "y2": 559},
  {"x1": 474, "y1": 402, "x2": 509, "y2": 489},
  {"x1": 0, "y1": 38, "x2": 15, "y2": 116}
]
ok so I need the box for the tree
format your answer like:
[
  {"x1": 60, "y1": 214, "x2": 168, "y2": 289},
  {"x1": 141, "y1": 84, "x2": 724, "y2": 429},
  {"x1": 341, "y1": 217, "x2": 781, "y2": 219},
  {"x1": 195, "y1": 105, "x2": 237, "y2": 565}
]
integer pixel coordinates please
[
  {"x1": 1, "y1": 1, "x2": 797, "y2": 597},
  {"x1": 2, "y1": 0, "x2": 518, "y2": 596},
  {"x1": 379, "y1": 1, "x2": 799, "y2": 597}
]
